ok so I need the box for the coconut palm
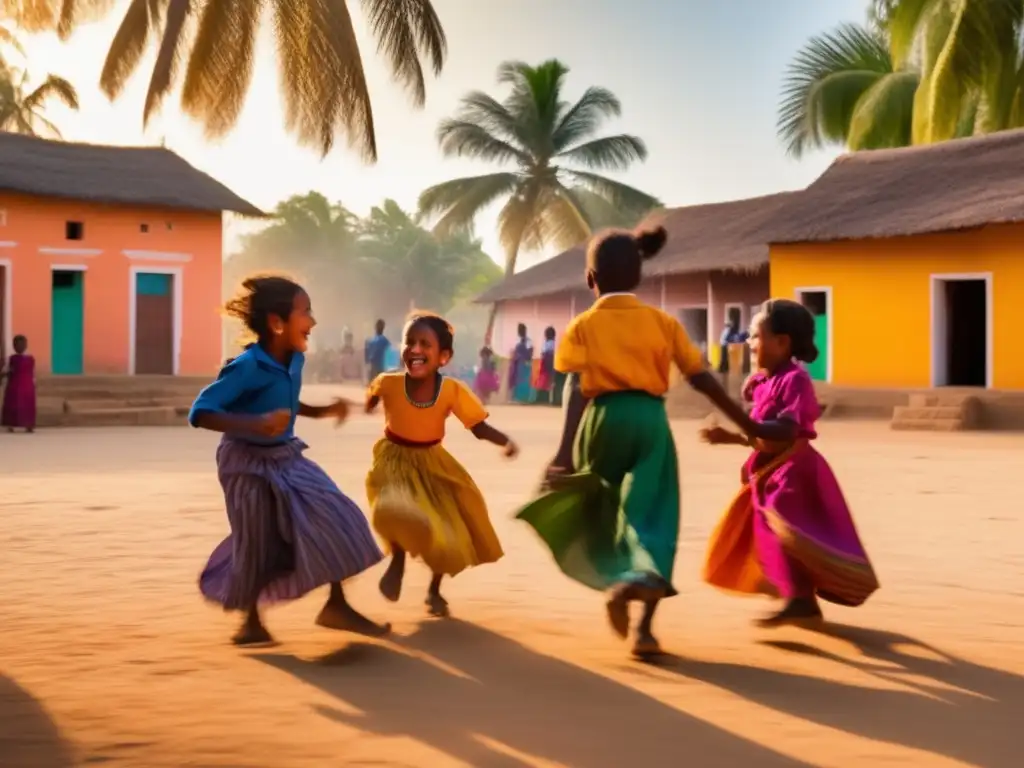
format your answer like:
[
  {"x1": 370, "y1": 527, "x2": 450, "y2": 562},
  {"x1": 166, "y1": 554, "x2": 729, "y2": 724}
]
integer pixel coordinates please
[
  {"x1": 1, "y1": 0, "x2": 446, "y2": 160},
  {"x1": 0, "y1": 65, "x2": 78, "y2": 138},
  {"x1": 888, "y1": 0, "x2": 1023, "y2": 143},
  {"x1": 418, "y1": 59, "x2": 660, "y2": 340},
  {"x1": 777, "y1": 22, "x2": 920, "y2": 157}
]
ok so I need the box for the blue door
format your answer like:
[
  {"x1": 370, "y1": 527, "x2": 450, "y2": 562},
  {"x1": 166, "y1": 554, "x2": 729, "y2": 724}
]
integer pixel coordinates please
[{"x1": 51, "y1": 270, "x2": 84, "y2": 374}]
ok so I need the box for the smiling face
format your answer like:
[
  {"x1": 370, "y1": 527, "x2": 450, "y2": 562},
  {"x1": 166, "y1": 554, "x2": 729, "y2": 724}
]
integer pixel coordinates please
[
  {"x1": 269, "y1": 290, "x2": 316, "y2": 353},
  {"x1": 748, "y1": 312, "x2": 789, "y2": 372},
  {"x1": 402, "y1": 320, "x2": 450, "y2": 380}
]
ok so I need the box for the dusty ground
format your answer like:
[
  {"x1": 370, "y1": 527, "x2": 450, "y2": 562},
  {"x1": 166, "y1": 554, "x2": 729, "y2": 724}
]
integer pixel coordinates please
[{"x1": 1, "y1": 391, "x2": 1022, "y2": 767}]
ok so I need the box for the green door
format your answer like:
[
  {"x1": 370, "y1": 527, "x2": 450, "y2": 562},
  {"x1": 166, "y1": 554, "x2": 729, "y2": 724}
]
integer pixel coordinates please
[
  {"x1": 805, "y1": 313, "x2": 828, "y2": 381},
  {"x1": 51, "y1": 270, "x2": 84, "y2": 374}
]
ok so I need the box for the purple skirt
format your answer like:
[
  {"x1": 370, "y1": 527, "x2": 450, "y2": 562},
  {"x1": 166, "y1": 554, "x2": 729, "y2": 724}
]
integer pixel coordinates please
[
  {"x1": 199, "y1": 437, "x2": 383, "y2": 610},
  {"x1": 2, "y1": 356, "x2": 36, "y2": 429}
]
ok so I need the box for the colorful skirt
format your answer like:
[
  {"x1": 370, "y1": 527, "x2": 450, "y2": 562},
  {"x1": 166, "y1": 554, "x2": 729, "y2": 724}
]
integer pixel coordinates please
[
  {"x1": 474, "y1": 368, "x2": 500, "y2": 399},
  {"x1": 199, "y1": 437, "x2": 383, "y2": 610},
  {"x1": 703, "y1": 441, "x2": 879, "y2": 606},
  {"x1": 516, "y1": 391, "x2": 680, "y2": 594},
  {"x1": 1, "y1": 371, "x2": 35, "y2": 429},
  {"x1": 366, "y1": 432, "x2": 502, "y2": 576}
]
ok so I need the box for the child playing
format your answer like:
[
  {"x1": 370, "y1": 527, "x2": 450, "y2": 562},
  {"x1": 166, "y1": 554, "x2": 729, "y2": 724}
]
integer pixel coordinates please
[
  {"x1": 1, "y1": 335, "x2": 36, "y2": 433},
  {"x1": 366, "y1": 311, "x2": 518, "y2": 618},
  {"x1": 701, "y1": 299, "x2": 879, "y2": 627},
  {"x1": 473, "y1": 345, "x2": 500, "y2": 403},
  {"x1": 190, "y1": 275, "x2": 390, "y2": 645},
  {"x1": 516, "y1": 226, "x2": 770, "y2": 658}
]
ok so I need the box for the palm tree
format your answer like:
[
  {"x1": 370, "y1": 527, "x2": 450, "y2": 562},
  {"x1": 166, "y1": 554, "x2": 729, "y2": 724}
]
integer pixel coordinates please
[
  {"x1": 418, "y1": 59, "x2": 660, "y2": 341},
  {"x1": 888, "y1": 0, "x2": 1023, "y2": 143},
  {"x1": 0, "y1": 66, "x2": 78, "y2": 138},
  {"x1": 1, "y1": 0, "x2": 447, "y2": 160},
  {"x1": 777, "y1": 22, "x2": 920, "y2": 157}
]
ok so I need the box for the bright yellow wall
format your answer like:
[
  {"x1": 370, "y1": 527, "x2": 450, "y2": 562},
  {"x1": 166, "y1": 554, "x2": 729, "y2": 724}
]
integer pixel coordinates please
[{"x1": 770, "y1": 224, "x2": 1024, "y2": 389}]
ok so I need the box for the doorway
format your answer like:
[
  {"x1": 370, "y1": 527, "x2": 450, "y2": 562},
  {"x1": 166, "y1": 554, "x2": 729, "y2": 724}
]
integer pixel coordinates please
[
  {"x1": 796, "y1": 287, "x2": 831, "y2": 381},
  {"x1": 678, "y1": 306, "x2": 709, "y2": 360},
  {"x1": 51, "y1": 269, "x2": 84, "y2": 374},
  {"x1": 133, "y1": 271, "x2": 175, "y2": 374},
  {"x1": 931, "y1": 274, "x2": 990, "y2": 387}
]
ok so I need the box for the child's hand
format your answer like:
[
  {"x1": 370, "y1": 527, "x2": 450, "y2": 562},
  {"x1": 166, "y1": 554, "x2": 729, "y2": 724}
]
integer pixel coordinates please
[
  {"x1": 256, "y1": 409, "x2": 291, "y2": 437},
  {"x1": 365, "y1": 395, "x2": 380, "y2": 415},
  {"x1": 326, "y1": 398, "x2": 350, "y2": 425},
  {"x1": 700, "y1": 426, "x2": 741, "y2": 445},
  {"x1": 503, "y1": 439, "x2": 520, "y2": 459}
]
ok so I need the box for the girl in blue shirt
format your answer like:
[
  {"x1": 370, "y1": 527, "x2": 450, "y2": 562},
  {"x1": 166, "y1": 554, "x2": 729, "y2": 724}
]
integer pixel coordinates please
[{"x1": 190, "y1": 275, "x2": 389, "y2": 646}]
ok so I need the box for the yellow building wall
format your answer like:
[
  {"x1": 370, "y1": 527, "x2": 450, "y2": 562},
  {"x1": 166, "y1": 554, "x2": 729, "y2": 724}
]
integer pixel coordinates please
[{"x1": 770, "y1": 224, "x2": 1024, "y2": 389}]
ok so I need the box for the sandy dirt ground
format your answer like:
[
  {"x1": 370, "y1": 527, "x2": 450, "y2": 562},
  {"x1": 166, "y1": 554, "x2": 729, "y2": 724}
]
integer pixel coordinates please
[{"x1": 1, "y1": 390, "x2": 1022, "y2": 767}]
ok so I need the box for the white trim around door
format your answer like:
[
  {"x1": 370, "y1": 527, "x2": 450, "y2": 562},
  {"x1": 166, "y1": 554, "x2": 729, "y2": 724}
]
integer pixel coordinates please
[
  {"x1": 793, "y1": 285, "x2": 834, "y2": 383},
  {"x1": 0, "y1": 257, "x2": 11, "y2": 356},
  {"x1": 929, "y1": 272, "x2": 994, "y2": 389},
  {"x1": 128, "y1": 265, "x2": 183, "y2": 375}
]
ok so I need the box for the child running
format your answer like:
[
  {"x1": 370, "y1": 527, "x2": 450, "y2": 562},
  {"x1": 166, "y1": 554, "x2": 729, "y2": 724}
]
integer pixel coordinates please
[
  {"x1": 366, "y1": 311, "x2": 518, "y2": 618},
  {"x1": 190, "y1": 275, "x2": 389, "y2": 645},
  {"x1": 1, "y1": 335, "x2": 36, "y2": 433},
  {"x1": 516, "y1": 226, "x2": 770, "y2": 658},
  {"x1": 701, "y1": 299, "x2": 879, "y2": 626}
]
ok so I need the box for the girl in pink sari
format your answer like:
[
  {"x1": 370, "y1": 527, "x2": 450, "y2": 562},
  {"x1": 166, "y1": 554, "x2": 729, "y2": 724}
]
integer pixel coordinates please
[
  {"x1": 2, "y1": 335, "x2": 36, "y2": 433},
  {"x1": 701, "y1": 300, "x2": 878, "y2": 627}
]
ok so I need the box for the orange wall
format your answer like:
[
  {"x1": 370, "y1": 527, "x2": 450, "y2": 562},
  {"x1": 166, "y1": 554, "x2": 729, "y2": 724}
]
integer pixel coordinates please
[
  {"x1": 0, "y1": 193, "x2": 223, "y2": 374},
  {"x1": 770, "y1": 224, "x2": 1023, "y2": 389}
]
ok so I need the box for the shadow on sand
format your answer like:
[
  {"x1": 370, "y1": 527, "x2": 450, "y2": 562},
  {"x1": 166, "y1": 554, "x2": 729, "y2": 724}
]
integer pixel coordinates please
[
  {"x1": 639, "y1": 623, "x2": 1020, "y2": 768},
  {"x1": 0, "y1": 675, "x2": 74, "y2": 768},
  {"x1": 254, "y1": 619, "x2": 812, "y2": 768}
]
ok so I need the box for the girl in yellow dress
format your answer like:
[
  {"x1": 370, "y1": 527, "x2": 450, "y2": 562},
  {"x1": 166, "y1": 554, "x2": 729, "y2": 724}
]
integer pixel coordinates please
[{"x1": 366, "y1": 311, "x2": 519, "y2": 617}]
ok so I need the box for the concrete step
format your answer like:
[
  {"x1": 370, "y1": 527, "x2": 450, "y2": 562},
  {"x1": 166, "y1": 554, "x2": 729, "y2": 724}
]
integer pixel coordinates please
[
  {"x1": 63, "y1": 397, "x2": 193, "y2": 413},
  {"x1": 891, "y1": 417, "x2": 966, "y2": 432},
  {"x1": 892, "y1": 405, "x2": 967, "y2": 420},
  {"x1": 37, "y1": 406, "x2": 187, "y2": 428}
]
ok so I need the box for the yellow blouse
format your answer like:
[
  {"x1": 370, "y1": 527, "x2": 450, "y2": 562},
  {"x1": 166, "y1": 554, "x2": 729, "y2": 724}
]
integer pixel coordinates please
[
  {"x1": 368, "y1": 372, "x2": 488, "y2": 443},
  {"x1": 556, "y1": 294, "x2": 704, "y2": 398}
]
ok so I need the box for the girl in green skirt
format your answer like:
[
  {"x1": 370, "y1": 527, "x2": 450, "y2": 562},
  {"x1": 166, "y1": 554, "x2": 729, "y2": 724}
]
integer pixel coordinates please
[{"x1": 516, "y1": 225, "x2": 764, "y2": 657}]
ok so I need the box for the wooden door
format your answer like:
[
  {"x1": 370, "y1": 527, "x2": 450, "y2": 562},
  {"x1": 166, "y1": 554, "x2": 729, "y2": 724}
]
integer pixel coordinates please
[
  {"x1": 135, "y1": 272, "x2": 174, "y2": 375},
  {"x1": 51, "y1": 270, "x2": 84, "y2": 374}
]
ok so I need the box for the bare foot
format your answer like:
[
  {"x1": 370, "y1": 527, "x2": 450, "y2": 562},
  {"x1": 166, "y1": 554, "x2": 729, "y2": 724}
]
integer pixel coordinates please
[
  {"x1": 605, "y1": 586, "x2": 630, "y2": 639},
  {"x1": 755, "y1": 598, "x2": 823, "y2": 629},
  {"x1": 231, "y1": 622, "x2": 274, "y2": 647},
  {"x1": 379, "y1": 558, "x2": 404, "y2": 603},
  {"x1": 425, "y1": 592, "x2": 450, "y2": 618},
  {"x1": 631, "y1": 631, "x2": 663, "y2": 659},
  {"x1": 315, "y1": 603, "x2": 391, "y2": 637}
]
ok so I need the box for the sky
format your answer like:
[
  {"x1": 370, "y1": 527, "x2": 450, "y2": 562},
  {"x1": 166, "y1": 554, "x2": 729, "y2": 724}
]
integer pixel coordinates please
[{"x1": 16, "y1": 0, "x2": 867, "y2": 269}]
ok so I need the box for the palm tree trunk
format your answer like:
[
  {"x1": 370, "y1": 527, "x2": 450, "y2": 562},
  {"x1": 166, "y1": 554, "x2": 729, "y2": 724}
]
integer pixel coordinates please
[{"x1": 483, "y1": 244, "x2": 520, "y2": 347}]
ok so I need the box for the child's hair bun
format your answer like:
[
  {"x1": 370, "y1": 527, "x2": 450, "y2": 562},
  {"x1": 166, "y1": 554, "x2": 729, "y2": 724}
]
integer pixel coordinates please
[{"x1": 635, "y1": 226, "x2": 668, "y2": 259}]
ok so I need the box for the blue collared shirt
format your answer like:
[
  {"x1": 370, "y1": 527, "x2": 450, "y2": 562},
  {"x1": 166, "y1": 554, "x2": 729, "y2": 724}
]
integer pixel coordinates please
[
  {"x1": 189, "y1": 345, "x2": 304, "y2": 444},
  {"x1": 364, "y1": 334, "x2": 391, "y2": 370}
]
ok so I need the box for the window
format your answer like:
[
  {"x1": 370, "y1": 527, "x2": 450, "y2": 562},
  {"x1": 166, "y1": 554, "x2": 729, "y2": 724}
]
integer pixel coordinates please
[
  {"x1": 140, "y1": 223, "x2": 149, "y2": 233},
  {"x1": 65, "y1": 221, "x2": 84, "y2": 240}
]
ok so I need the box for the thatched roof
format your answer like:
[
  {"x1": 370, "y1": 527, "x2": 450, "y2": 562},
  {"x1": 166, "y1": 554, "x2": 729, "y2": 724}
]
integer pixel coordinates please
[
  {"x1": 0, "y1": 133, "x2": 264, "y2": 216},
  {"x1": 769, "y1": 128, "x2": 1024, "y2": 244},
  {"x1": 476, "y1": 192, "x2": 795, "y2": 303}
]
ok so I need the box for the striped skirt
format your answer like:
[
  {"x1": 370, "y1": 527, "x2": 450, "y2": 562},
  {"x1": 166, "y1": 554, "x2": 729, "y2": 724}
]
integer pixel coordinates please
[{"x1": 199, "y1": 437, "x2": 383, "y2": 610}]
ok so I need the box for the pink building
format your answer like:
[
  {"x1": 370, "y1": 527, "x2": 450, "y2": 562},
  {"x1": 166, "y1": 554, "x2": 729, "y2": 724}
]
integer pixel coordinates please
[{"x1": 479, "y1": 193, "x2": 793, "y2": 368}]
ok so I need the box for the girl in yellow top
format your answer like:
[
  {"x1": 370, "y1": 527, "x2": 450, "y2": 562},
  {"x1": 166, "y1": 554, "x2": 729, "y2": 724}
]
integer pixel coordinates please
[
  {"x1": 366, "y1": 312, "x2": 519, "y2": 617},
  {"x1": 516, "y1": 226, "x2": 766, "y2": 658}
]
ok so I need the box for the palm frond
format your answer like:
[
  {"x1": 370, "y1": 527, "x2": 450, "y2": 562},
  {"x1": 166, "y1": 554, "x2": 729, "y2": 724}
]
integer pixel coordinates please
[
  {"x1": 436, "y1": 118, "x2": 530, "y2": 165},
  {"x1": 551, "y1": 86, "x2": 620, "y2": 151},
  {"x1": 0, "y1": 22, "x2": 26, "y2": 57},
  {"x1": 144, "y1": 0, "x2": 190, "y2": 125},
  {"x1": 98, "y1": 0, "x2": 156, "y2": 99},
  {"x1": 24, "y1": 74, "x2": 79, "y2": 110},
  {"x1": 847, "y1": 70, "x2": 919, "y2": 149},
  {"x1": 449, "y1": 91, "x2": 529, "y2": 149},
  {"x1": 273, "y1": 0, "x2": 375, "y2": 160},
  {"x1": 181, "y1": 0, "x2": 260, "y2": 139},
  {"x1": 556, "y1": 134, "x2": 646, "y2": 171},
  {"x1": 523, "y1": 183, "x2": 591, "y2": 252},
  {"x1": 57, "y1": 0, "x2": 119, "y2": 39},
  {"x1": 494, "y1": 182, "x2": 542, "y2": 271},
  {"x1": 418, "y1": 172, "x2": 520, "y2": 238},
  {"x1": 360, "y1": 0, "x2": 446, "y2": 107},
  {"x1": 562, "y1": 169, "x2": 661, "y2": 216},
  {"x1": 777, "y1": 22, "x2": 893, "y2": 157},
  {"x1": 888, "y1": 0, "x2": 934, "y2": 68}
]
